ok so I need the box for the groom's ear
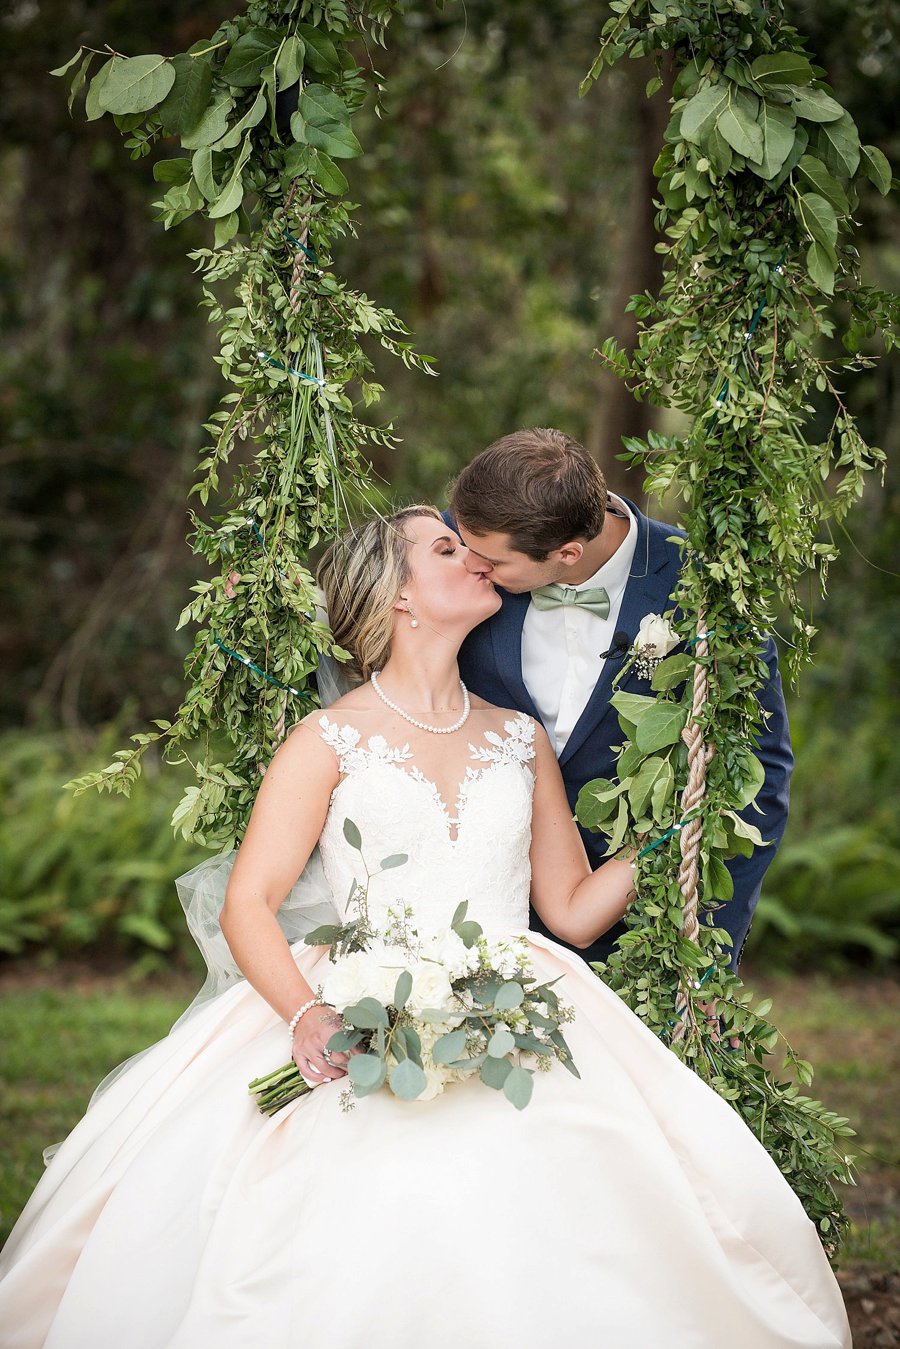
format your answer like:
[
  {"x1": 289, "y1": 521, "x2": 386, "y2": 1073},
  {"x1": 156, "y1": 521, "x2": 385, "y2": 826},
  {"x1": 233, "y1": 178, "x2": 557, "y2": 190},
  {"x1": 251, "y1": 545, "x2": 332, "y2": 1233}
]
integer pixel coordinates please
[{"x1": 556, "y1": 541, "x2": 585, "y2": 567}]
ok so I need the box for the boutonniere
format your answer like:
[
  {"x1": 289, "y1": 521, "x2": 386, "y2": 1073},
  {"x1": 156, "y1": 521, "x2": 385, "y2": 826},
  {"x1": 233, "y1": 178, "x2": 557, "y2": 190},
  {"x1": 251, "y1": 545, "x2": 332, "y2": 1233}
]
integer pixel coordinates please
[{"x1": 630, "y1": 612, "x2": 681, "y2": 680}]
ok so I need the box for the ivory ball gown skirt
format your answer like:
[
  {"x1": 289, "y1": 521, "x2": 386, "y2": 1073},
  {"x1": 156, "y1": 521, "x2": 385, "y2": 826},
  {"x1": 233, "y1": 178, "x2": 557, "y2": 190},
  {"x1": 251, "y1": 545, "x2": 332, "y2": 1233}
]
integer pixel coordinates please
[{"x1": 0, "y1": 934, "x2": 850, "y2": 1349}]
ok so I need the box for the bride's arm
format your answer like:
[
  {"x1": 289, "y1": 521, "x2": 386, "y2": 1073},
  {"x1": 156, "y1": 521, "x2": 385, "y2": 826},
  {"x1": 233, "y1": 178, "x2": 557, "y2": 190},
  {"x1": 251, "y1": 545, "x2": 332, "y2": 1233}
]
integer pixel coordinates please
[
  {"x1": 529, "y1": 724, "x2": 637, "y2": 948},
  {"x1": 219, "y1": 722, "x2": 346, "y2": 1076}
]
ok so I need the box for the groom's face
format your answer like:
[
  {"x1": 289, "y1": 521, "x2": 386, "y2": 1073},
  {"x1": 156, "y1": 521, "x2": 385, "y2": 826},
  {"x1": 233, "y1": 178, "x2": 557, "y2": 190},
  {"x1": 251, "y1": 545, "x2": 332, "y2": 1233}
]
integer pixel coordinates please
[{"x1": 456, "y1": 525, "x2": 567, "y2": 594}]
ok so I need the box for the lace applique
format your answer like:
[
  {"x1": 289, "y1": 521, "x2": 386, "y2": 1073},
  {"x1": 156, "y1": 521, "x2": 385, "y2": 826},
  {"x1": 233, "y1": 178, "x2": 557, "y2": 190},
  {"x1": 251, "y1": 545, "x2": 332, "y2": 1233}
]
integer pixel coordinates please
[
  {"x1": 317, "y1": 714, "x2": 413, "y2": 775},
  {"x1": 467, "y1": 713, "x2": 536, "y2": 768}
]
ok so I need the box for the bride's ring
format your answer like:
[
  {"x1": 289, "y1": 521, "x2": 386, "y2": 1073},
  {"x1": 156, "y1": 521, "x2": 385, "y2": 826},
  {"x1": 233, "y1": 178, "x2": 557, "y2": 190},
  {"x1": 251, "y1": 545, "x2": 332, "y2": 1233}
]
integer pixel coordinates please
[{"x1": 322, "y1": 1048, "x2": 335, "y2": 1065}]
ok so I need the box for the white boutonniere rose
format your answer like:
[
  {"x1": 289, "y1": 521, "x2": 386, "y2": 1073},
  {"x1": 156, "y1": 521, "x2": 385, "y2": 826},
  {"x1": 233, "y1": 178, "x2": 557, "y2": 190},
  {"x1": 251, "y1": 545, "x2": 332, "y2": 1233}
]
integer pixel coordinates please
[{"x1": 635, "y1": 613, "x2": 680, "y2": 658}]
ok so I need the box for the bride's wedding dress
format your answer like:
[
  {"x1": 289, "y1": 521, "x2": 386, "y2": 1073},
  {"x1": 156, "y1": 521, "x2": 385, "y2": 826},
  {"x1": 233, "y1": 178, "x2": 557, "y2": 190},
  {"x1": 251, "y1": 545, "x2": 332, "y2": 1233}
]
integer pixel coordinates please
[{"x1": 0, "y1": 713, "x2": 851, "y2": 1348}]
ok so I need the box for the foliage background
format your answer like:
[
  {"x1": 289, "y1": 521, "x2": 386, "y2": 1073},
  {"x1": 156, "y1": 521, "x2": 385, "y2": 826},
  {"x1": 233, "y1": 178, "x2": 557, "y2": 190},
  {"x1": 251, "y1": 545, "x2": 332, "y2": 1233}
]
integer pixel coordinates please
[{"x1": 0, "y1": 0, "x2": 897, "y2": 974}]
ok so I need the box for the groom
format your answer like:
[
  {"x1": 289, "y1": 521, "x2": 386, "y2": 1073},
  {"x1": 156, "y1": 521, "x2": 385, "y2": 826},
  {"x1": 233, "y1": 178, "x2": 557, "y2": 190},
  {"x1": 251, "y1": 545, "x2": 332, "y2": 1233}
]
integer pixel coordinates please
[{"x1": 446, "y1": 427, "x2": 793, "y2": 971}]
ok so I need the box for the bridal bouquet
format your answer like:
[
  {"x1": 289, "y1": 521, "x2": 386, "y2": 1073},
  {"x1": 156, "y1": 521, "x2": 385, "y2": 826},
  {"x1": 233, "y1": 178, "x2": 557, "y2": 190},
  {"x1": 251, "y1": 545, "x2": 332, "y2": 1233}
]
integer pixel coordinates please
[{"x1": 249, "y1": 878, "x2": 577, "y2": 1115}]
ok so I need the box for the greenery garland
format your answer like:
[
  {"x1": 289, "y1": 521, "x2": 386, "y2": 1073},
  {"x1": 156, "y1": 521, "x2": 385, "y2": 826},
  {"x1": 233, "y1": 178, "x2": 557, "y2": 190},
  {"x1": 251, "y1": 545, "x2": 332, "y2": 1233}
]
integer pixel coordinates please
[
  {"x1": 574, "y1": 0, "x2": 895, "y2": 1256},
  {"x1": 52, "y1": 0, "x2": 897, "y2": 1258},
  {"x1": 58, "y1": 0, "x2": 432, "y2": 846}
]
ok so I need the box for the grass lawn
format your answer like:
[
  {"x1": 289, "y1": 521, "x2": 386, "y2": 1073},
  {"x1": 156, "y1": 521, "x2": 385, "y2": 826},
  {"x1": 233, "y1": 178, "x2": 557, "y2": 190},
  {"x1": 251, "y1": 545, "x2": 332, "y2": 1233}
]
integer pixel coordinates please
[{"x1": 1, "y1": 962, "x2": 897, "y2": 1343}]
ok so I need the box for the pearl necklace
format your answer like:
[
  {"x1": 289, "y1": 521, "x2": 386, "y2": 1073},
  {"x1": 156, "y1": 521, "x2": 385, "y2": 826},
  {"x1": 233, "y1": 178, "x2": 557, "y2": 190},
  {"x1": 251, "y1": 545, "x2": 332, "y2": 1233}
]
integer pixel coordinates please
[{"x1": 370, "y1": 670, "x2": 471, "y2": 735}]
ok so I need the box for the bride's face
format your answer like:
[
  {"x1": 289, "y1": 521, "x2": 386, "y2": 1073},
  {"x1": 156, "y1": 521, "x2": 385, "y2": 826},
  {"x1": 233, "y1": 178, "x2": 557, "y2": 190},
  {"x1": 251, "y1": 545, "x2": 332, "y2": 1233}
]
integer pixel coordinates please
[{"x1": 398, "y1": 516, "x2": 502, "y2": 634}]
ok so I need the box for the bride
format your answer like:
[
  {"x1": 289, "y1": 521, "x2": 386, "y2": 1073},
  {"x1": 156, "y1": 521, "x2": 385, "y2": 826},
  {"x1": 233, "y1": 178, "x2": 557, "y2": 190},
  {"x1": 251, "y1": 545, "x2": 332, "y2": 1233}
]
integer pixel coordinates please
[{"x1": 0, "y1": 505, "x2": 850, "y2": 1348}]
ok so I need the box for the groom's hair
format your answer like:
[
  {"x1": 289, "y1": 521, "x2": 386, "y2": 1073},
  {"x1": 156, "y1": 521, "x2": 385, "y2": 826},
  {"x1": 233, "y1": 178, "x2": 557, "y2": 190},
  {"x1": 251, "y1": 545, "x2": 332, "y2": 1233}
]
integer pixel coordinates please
[{"x1": 450, "y1": 428, "x2": 607, "y2": 560}]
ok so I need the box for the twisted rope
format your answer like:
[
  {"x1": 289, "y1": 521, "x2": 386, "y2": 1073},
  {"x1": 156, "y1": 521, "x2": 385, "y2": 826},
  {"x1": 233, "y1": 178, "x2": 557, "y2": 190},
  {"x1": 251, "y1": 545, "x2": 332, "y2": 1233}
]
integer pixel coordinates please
[{"x1": 669, "y1": 614, "x2": 715, "y2": 1044}]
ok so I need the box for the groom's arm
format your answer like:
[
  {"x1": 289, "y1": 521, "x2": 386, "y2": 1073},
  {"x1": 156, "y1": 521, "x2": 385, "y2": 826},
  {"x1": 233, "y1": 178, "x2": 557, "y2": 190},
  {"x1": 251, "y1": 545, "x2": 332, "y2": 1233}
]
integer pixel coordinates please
[{"x1": 715, "y1": 635, "x2": 793, "y2": 967}]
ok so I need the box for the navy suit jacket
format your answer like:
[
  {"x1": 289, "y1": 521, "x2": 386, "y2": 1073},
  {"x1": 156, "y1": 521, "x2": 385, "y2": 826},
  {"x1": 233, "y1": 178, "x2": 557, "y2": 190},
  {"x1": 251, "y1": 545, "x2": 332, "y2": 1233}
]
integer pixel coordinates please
[{"x1": 447, "y1": 500, "x2": 793, "y2": 970}]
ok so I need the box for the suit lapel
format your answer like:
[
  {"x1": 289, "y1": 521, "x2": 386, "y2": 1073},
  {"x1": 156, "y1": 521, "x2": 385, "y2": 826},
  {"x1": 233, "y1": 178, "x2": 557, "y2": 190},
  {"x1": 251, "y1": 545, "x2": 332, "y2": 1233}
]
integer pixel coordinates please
[
  {"x1": 489, "y1": 590, "x2": 543, "y2": 720},
  {"x1": 558, "y1": 500, "x2": 680, "y2": 769}
]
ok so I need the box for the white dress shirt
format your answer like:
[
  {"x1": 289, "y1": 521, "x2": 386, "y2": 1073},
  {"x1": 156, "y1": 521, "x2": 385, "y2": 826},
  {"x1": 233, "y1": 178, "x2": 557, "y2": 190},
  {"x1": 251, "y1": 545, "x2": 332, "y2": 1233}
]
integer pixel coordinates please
[{"x1": 522, "y1": 494, "x2": 638, "y2": 754}]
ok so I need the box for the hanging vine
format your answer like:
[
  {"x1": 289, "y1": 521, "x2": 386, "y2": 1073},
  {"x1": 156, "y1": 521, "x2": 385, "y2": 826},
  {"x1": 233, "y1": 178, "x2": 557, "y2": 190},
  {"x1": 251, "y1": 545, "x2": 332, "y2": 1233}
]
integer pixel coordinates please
[
  {"x1": 52, "y1": 0, "x2": 897, "y2": 1259},
  {"x1": 57, "y1": 1, "x2": 433, "y2": 846},
  {"x1": 575, "y1": 0, "x2": 896, "y2": 1256}
]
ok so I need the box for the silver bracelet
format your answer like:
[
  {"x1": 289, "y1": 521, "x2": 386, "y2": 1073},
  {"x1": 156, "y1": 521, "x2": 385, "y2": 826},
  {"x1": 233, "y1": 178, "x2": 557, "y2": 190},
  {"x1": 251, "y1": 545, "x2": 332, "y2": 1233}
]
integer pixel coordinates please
[{"x1": 288, "y1": 997, "x2": 324, "y2": 1041}]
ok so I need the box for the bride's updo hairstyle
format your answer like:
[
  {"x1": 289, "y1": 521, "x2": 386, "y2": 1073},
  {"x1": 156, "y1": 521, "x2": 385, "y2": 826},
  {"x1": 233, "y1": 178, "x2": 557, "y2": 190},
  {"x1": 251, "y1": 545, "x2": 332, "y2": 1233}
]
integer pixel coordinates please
[{"x1": 316, "y1": 505, "x2": 443, "y2": 681}]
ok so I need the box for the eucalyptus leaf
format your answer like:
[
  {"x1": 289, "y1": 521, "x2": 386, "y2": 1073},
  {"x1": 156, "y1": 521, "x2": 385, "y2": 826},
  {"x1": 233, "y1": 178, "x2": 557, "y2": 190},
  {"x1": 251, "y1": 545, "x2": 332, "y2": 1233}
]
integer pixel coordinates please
[
  {"x1": 487, "y1": 1025, "x2": 515, "y2": 1058},
  {"x1": 494, "y1": 981, "x2": 524, "y2": 1011},
  {"x1": 393, "y1": 969, "x2": 412, "y2": 1011},
  {"x1": 796, "y1": 156, "x2": 849, "y2": 213},
  {"x1": 503, "y1": 1066, "x2": 534, "y2": 1110},
  {"x1": 380, "y1": 854, "x2": 407, "y2": 870},
  {"x1": 789, "y1": 86, "x2": 844, "y2": 124},
  {"x1": 348, "y1": 1053, "x2": 386, "y2": 1091},
  {"x1": 342, "y1": 817, "x2": 362, "y2": 850},
  {"x1": 208, "y1": 134, "x2": 252, "y2": 219},
  {"x1": 432, "y1": 1029, "x2": 467, "y2": 1065},
  {"x1": 389, "y1": 1057, "x2": 427, "y2": 1101},
  {"x1": 99, "y1": 55, "x2": 176, "y2": 115},
  {"x1": 343, "y1": 997, "x2": 390, "y2": 1030},
  {"x1": 480, "y1": 1055, "x2": 513, "y2": 1089}
]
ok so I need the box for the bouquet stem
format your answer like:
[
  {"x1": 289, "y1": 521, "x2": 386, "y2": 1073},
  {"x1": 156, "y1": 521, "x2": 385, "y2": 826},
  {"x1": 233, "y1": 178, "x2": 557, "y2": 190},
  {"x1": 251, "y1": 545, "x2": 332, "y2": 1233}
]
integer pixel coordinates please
[{"x1": 248, "y1": 1062, "x2": 311, "y2": 1116}]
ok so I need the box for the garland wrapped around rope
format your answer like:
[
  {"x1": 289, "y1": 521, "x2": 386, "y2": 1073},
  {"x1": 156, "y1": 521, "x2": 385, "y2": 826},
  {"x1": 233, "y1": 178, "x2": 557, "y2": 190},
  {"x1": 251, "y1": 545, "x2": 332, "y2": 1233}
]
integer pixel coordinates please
[{"x1": 53, "y1": 0, "x2": 896, "y2": 1259}]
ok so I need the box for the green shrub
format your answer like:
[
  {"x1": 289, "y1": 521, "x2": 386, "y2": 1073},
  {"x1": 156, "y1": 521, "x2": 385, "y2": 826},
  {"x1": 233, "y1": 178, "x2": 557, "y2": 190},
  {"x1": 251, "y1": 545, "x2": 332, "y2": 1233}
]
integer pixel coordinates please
[{"x1": 0, "y1": 725, "x2": 205, "y2": 969}]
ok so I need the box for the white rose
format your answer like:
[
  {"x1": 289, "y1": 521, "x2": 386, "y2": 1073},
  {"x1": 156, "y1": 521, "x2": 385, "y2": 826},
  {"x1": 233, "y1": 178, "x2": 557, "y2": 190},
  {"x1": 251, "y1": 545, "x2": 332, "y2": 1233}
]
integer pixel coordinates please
[
  {"x1": 422, "y1": 929, "x2": 478, "y2": 979},
  {"x1": 406, "y1": 960, "x2": 454, "y2": 1014},
  {"x1": 416, "y1": 1062, "x2": 451, "y2": 1102},
  {"x1": 636, "y1": 612, "x2": 680, "y2": 657},
  {"x1": 320, "y1": 951, "x2": 369, "y2": 1010}
]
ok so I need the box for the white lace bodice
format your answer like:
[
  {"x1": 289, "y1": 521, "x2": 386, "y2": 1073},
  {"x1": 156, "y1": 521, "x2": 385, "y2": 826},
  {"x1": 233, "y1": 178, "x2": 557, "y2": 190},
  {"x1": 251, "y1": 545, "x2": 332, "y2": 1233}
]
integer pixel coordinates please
[{"x1": 317, "y1": 712, "x2": 536, "y2": 935}]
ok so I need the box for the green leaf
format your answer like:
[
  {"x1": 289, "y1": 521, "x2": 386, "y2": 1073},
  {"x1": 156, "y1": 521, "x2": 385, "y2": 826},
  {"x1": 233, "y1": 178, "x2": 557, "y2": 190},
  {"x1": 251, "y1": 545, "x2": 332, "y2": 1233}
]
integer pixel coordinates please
[
  {"x1": 274, "y1": 35, "x2": 304, "y2": 91},
  {"x1": 734, "y1": 752, "x2": 765, "y2": 810},
  {"x1": 750, "y1": 53, "x2": 815, "y2": 87},
  {"x1": 450, "y1": 900, "x2": 469, "y2": 928},
  {"x1": 718, "y1": 101, "x2": 763, "y2": 163},
  {"x1": 796, "y1": 192, "x2": 838, "y2": 254},
  {"x1": 494, "y1": 981, "x2": 524, "y2": 1011},
  {"x1": 213, "y1": 88, "x2": 267, "y2": 152},
  {"x1": 432, "y1": 1029, "x2": 467, "y2": 1065},
  {"x1": 650, "y1": 653, "x2": 693, "y2": 691},
  {"x1": 342, "y1": 817, "x2": 362, "y2": 850},
  {"x1": 480, "y1": 1056, "x2": 513, "y2": 1089},
  {"x1": 84, "y1": 59, "x2": 114, "y2": 121},
  {"x1": 348, "y1": 1053, "x2": 386, "y2": 1092},
  {"x1": 503, "y1": 1066, "x2": 534, "y2": 1110},
  {"x1": 191, "y1": 147, "x2": 218, "y2": 202},
  {"x1": 679, "y1": 83, "x2": 729, "y2": 145},
  {"x1": 213, "y1": 211, "x2": 240, "y2": 247},
  {"x1": 220, "y1": 28, "x2": 282, "y2": 88},
  {"x1": 208, "y1": 133, "x2": 252, "y2": 219},
  {"x1": 49, "y1": 50, "x2": 85, "y2": 78},
  {"x1": 181, "y1": 95, "x2": 234, "y2": 150},
  {"x1": 310, "y1": 149, "x2": 349, "y2": 196},
  {"x1": 860, "y1": 144, "x2": 892, "y2": 196},
  {"x1": 817, "y1": 113, "x2": 861, "y2": 178},
  {"x1": 627, "y1": 755, "x2": 669, "y2": 818},
  {"x1": 703, "y1": 852, "x2": 735, "y2": 903},
  {"x1": 650, "y1": 759, "x2": 675, "y2": 822},
  {"x1": 389, "y1": 1058, "x2": 427, "y2": 1101},
  {"x1": 343, "y1": 997, "x2": 390, "y2": 1030},
  {"x1": 487, "y1": 1025, "x2": 516, "y2": 1058},
  {"x1": 99, "y1": 55, "x2": 177, "y2": 115},
  {"x1": 158, "y1": 53, "x2": 213, "y2": 135},
  {"x1": 806, "y1": 241, "x2": 835, "y2": 295},
  {"x1": 295, "y1": 23, "x2": 341, "y2": 75},
  {"x1": 796, "y1": 156, "x2": 849, "y2": 213},
  {"x1": 751, "y1": 102, "x2": 796, "y2": 179},
  {"x1": 789, "y1": 86, "x2": 845, "y2": 124},
  {"x1": 380, "y1": 854, "x2": 407, "y2": 870},
  {"x1": 609, "y1": 691, "x2": 657, "y2": 724},
  {"x1": 296, "y1": 85, "x2": 362, "y2": 160},
  {"x1": 303, "y1": 923, "x2": 342, "y2": 946},
  {"x1": 393, "y1": 969, "x2": 412, "y2": 1011},
  {"x1": 455, "y1": 919, "x2": 483, "y2": 949},
  {"x1": 634, "y1": 702, "x2": 688, "y2": 754},
  {"x1": 153, "y1": 158, "x2": 192, "y2": 185}
]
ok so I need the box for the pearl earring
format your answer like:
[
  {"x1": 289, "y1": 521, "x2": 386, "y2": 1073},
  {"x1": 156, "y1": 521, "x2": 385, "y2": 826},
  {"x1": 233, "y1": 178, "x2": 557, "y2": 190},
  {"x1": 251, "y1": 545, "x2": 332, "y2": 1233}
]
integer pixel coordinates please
[{"x1": 410, "y1": 614, "x2": 419, "y2": 629}]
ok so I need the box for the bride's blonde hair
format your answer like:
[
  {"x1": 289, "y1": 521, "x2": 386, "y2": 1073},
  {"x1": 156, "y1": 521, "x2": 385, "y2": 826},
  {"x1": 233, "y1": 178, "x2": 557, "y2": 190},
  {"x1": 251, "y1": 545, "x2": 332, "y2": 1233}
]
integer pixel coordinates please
[{"x1": 317, "y1": 505, "x2": 443, "y2": 681}]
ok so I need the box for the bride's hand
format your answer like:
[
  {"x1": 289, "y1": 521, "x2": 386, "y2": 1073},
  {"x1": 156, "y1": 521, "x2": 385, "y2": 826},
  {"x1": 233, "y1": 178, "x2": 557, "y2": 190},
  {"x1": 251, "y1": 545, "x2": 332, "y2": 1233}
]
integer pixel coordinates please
[{"x1": 292, "y1": 1003, "x2": 357, "y2": 1083}]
